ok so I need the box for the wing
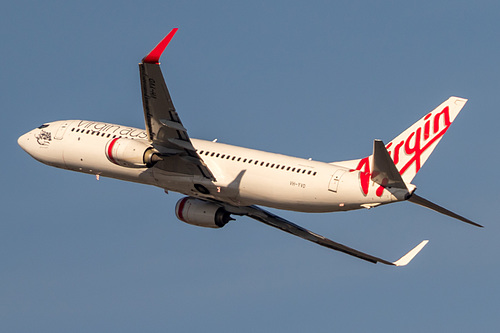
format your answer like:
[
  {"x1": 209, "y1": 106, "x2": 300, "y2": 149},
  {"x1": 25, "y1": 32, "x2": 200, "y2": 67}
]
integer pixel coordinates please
[
  {"x1": 224, "y1": 205, "x2": 428, "y2": 266},
  {"x1": 139, "y1": 29, "x2": 215, "y2": 180}
]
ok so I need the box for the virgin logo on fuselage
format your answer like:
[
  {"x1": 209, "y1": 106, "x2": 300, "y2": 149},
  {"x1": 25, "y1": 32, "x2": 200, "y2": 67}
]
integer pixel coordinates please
[
  {"x1": 76, "y1": 121, "x2": 148, "y2": 139},
  {"x1": 355, "y1": 106, "x2": 452, "y2": 196}
]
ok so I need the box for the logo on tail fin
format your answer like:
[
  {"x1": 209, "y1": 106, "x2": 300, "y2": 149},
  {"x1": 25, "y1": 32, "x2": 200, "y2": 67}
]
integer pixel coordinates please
[
  {"x1": 387, "y1": 106, "x2": 451, "y2": 176},
  {"x1": 354, "y1": 97, "x2": 465, "y2": 197}
]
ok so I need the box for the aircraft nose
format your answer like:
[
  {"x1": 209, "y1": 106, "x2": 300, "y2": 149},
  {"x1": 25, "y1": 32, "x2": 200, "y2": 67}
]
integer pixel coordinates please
[{"x1": 17, "y1": 132, "x2": 31, "y2": 152}]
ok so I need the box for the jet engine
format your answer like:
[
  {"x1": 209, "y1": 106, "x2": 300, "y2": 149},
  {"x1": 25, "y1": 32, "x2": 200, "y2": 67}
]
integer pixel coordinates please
[
  {"x1": 105, "y1": 138, "x2": 159, "y2": 168},
  {"x1": 175, "y1": 197, "x2": 233, "y2": 228}
]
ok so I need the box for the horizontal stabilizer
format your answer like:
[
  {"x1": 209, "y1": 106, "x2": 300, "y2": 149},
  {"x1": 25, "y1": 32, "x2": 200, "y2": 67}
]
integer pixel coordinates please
[
  {"x1": 408, "y1": 194, "x2": 483, "y2": 227},
  {"x1": 371, "y1": 140, "x2": 407, "y2": 189}
]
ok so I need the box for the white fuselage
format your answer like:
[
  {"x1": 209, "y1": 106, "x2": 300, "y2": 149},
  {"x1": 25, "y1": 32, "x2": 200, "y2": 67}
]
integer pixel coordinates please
[{"x1": 18, "y1": 120, "x2": 404, "y2": 213}]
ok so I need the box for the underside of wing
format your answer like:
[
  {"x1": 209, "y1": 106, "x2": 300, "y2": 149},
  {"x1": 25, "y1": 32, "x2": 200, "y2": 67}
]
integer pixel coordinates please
[
  {"x1": 222, "y1": 204, "x2": 428, "y2": 266},
  {"x1": 140, "y1": 29, "x2": 215, "y2": 180}
]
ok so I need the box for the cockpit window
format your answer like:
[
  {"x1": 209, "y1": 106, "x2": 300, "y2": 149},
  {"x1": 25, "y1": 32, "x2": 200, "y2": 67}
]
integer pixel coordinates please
[{"x1": 37, "y1": 124, "x2": 49, "y2": 129}]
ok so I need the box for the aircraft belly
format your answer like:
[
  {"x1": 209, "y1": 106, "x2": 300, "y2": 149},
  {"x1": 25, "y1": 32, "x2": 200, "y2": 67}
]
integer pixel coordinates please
[
  {"x1": 151, "y1": 167, "x2": 195, "y2": 194},
  {"x1": 237, "y1": 168, "x2": 334, "y2": 212}
]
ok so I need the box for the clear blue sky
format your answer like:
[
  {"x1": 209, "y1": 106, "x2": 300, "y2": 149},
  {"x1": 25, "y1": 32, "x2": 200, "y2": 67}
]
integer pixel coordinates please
[{"x1": 2, "y1": 1, "x2": 499, "y2": 332}]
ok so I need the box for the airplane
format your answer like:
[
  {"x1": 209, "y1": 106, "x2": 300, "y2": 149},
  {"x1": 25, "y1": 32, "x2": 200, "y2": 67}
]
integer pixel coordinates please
[{"x1": 17, "y1": 28, "x2": 482, "y2": 266}]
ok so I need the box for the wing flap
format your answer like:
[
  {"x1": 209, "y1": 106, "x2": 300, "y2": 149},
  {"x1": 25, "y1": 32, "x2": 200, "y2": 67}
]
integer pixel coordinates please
[{"x1": 160, "y1": 119, "x2": 187, "y2": 132}]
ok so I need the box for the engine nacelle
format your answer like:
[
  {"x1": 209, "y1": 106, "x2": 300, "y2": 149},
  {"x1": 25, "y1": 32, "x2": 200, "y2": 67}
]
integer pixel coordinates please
[
  {"x1": 105, "y1": 138, "x2": 157, "y2": 168},
  {"x1": 175, "y1": 197, "x2": 232, "y2": 228}
]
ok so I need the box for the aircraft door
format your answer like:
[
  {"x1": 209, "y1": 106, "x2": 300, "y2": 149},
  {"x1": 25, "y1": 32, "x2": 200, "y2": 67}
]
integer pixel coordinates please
[
  {"x1": 54, "y1": 122, "x2": 70, "y2": 140},
  {"x1": 328, "y1": 169, "x2": 346, "y2": 192}
]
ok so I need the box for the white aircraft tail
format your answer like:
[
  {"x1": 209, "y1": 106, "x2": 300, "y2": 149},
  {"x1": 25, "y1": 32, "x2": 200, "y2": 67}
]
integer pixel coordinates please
[
  {"x1": 385, "y1": 96, "x2": 467, "y2": 183},
  {"x1": 334, "y1": 97, "x2": 468, "y2": 184}
]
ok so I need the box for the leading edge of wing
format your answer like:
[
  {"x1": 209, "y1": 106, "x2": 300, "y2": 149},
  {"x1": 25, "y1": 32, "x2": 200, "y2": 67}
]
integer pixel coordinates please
[
  {"x1": 233, "y1": 205, "x2": 428, "y2": 266},
  {"x1": 142, "y1": 28, "x2": 178, "y2": 64}
]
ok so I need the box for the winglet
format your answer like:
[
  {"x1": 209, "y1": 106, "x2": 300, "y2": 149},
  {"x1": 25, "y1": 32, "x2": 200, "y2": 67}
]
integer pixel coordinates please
[
  {"x1": 392, "y1": 240, "x2": 429, "y2": 266},
  {"x1": 142, "y1": 28, "x2": 178, "y2": 64}
]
